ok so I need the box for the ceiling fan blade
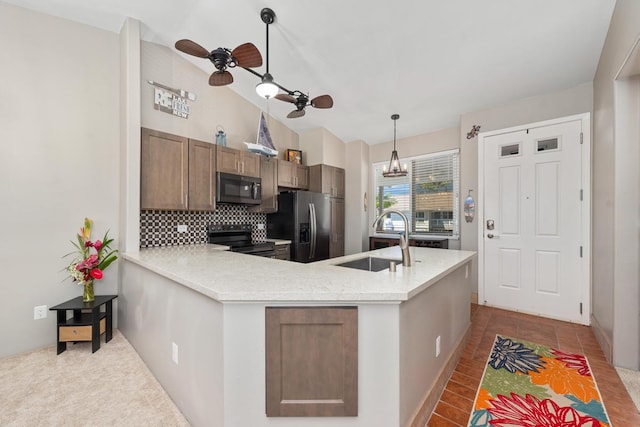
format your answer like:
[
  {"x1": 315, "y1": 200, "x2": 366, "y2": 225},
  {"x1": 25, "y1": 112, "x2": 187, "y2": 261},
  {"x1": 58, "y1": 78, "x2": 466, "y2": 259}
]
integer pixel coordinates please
[
  {"x1": 175, "y1": 39, "x2": 210, "y2": 58},
  {"x1": 310, "y1": 95, "x2": 333, "y2": 109},
  {"x1": 275, "y1": 94, "x2": 296, "y2": 104},
  {"x1": 231, "y1": 43, "x2": 263, "y2": 68},
  {"x1": 287, "y1": 109, "x2": 306, "y2": 119},
  {"x1": 209, "y1": 71, "x2": 233, "y2": 86}
]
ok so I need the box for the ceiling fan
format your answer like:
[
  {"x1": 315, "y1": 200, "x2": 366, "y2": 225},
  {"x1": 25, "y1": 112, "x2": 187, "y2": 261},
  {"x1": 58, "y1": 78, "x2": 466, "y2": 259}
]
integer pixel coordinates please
[
  {"x1": 274, "y1": 91, "x2": 334, "y2": 118},
  {"x1": 239, "y1": 8, "x2": 333, "y2": 118},
  {"x1": 174, "y1": 39, "x2": 262, "y2": 86}
]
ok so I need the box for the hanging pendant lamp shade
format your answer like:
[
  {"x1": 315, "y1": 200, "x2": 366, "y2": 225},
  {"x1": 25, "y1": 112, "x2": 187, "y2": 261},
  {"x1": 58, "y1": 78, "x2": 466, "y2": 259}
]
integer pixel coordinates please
[{"x1": 382, "y1": 114, "x2": 408, "y2": 177}]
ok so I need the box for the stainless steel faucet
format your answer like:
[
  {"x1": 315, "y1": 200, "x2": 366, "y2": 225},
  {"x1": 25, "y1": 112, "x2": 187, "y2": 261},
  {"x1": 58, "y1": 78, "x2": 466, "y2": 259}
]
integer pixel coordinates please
[{"x1": 372, "y1": 209, "x2": 411, "y2": 267}]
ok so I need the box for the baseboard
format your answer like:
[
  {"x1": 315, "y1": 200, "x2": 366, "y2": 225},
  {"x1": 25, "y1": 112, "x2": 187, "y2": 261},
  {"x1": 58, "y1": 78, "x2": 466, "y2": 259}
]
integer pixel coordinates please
[
  {"x1": 408, "y1": 323, "x2": 471, "y2": 427},
  {"x1": 471, "y1": 292, "x2": 478, "y2": 304},
  {"x1": 591, "y1": 314, "x2": 613, "y2": 364}
]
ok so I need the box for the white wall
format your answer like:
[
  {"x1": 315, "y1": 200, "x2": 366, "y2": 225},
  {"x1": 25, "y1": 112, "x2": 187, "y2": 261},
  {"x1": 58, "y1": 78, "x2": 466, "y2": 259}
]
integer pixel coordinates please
[
  {"x1": 299, "y1": 127, "x2": 346, "y2": 168},
  {"x1": 0, "y1": 3, "x2": 120, "y2": 357},
  {"x1": 369, "y1": 127, "x2": 459, "y2": 164},
  {"x1": 345, "y1": 140, "x2": 370, "y2": 254},
  {"x1": 119, "y1": 261, "x2": 224, "y2": 427},
  {"x1": 593, "y1": 0, "x2": 640, "y2": 368},
  {"x1": 459, "y1": 83, "x2": 593, "y2": 298}
]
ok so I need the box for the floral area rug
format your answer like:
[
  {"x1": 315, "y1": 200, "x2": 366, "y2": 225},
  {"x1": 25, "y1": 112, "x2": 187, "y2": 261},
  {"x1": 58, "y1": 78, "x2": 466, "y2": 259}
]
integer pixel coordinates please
[{"x1": 468, "y1": 335, "x2": 611, "y2": 427}]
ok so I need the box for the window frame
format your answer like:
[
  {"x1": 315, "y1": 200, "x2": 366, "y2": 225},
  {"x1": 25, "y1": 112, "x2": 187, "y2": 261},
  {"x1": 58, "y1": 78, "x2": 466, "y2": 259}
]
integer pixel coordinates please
[{"x1": 371, "y1": 148, "x2": 460, "y2": 240}]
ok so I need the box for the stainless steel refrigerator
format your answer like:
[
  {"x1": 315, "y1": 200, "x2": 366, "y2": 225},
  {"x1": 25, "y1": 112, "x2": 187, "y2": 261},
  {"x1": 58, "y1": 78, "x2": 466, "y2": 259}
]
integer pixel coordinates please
[{"x1": 267, "y1": 191, "x2": 330, "y2": 263}]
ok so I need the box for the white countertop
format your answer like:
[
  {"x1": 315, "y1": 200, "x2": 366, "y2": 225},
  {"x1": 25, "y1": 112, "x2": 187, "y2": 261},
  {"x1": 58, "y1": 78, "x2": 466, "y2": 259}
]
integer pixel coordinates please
[{"x1": 123, "y1": 244, "x2": 475, "y2": 303}]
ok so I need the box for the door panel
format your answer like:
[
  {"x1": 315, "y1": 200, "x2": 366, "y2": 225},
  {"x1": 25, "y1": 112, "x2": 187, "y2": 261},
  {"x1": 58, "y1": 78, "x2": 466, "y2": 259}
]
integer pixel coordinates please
[
  {"x1": 499, "y1": 166, "x2": 521, "y2": 235},
  {"x1": 482, "y1": 119, "x2": 584, "y2": 322},
  {"x1": 535, "y1": 162, "x2": 559, "y2": 236}
]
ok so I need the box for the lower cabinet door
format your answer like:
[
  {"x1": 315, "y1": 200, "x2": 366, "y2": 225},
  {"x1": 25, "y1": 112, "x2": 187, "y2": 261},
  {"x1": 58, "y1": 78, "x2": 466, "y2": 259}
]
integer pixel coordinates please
[{"x1": 265, "y1": 307, "x2": 358, "y2": 417}]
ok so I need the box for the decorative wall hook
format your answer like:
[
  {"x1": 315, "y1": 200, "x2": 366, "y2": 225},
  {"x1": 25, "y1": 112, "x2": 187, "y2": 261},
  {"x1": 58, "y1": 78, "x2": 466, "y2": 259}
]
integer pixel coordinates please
[{"x1": 466, "y1": 125, "x2": 481, "y2": 140}]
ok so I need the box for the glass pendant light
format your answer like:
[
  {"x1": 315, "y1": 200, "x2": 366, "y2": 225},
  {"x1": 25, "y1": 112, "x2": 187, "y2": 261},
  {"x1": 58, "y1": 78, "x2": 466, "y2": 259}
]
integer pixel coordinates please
[{"x1": 382, "y1": 114, "x2": 408, "y2": 177}]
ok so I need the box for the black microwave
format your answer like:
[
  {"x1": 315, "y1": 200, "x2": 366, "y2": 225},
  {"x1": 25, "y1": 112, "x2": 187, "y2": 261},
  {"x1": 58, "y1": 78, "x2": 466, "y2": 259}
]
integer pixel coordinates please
[{"x1": 216, "y1": 172, "x2": 262, "y2": 205}]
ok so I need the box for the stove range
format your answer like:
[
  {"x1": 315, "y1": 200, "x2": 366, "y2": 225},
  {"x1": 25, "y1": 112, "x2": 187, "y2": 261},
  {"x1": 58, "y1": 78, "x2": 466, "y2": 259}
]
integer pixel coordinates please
[{"x1": 207, "y1": 224, "x2": 275, "y2": 258}]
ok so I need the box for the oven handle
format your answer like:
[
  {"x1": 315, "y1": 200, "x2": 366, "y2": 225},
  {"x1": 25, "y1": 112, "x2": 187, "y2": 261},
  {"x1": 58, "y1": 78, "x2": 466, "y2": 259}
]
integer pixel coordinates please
[{"x1": 309, "y1": 203, "x2": 317, "y2": 260}]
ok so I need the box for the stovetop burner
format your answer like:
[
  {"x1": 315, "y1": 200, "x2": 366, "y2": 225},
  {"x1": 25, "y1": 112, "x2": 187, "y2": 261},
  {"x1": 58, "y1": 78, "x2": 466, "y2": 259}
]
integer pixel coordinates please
[{"x1": 207, "y1": 224, "x2": 275, "y2": 257}]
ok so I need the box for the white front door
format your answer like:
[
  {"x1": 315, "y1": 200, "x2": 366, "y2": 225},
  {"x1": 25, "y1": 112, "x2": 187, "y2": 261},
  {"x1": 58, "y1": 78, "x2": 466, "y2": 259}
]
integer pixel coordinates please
[{"x1": 479, "y1": 115, "x2": 590, "y2": 324}]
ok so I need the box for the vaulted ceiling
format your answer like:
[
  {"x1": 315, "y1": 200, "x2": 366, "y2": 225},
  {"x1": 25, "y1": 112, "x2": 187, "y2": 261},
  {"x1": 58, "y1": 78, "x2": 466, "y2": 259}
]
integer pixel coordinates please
[{"x1": 4, "y1": 0, "x2": 616, "y2": 144}]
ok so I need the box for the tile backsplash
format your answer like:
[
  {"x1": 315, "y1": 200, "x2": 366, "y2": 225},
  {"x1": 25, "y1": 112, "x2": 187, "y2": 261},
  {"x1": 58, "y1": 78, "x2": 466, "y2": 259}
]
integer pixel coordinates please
[{"x1": 140, "y1": 204, "x2": 267, "y2": 248}]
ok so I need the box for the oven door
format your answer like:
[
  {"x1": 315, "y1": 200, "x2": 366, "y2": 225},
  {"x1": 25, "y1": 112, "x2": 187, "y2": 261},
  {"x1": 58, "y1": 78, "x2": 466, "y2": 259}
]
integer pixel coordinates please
[{"x1": 216, "y1": 172, "x2": 261, "y2": 205}]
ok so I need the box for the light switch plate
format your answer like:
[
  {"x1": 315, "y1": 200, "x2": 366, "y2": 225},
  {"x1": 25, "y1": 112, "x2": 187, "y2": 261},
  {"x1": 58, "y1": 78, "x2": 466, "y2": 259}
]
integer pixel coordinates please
[{"x1": 177, "y1": 224, "x2": 188, "y2": 233}]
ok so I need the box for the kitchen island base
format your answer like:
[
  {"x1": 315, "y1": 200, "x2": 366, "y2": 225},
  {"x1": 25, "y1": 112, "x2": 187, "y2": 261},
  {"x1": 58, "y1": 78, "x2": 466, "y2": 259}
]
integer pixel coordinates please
[{"x1": 119, "y1": 245, "x2": 474, "y2": 427}]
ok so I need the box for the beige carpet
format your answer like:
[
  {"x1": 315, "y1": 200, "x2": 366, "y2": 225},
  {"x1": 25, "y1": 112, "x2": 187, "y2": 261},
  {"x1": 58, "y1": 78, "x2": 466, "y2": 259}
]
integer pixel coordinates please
[
  {"x1": 617, "y1": 367, "x2": 640, "y2": 413},
  {"x1": 0, "y1": 330, "x2": 190, "y2": 427}
]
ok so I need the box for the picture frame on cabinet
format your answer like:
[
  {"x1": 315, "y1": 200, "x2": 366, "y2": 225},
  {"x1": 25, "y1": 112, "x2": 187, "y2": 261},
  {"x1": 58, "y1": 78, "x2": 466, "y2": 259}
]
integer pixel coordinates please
[{"x1": 285, "y1": 149, "x2": 302, "y2": 164}]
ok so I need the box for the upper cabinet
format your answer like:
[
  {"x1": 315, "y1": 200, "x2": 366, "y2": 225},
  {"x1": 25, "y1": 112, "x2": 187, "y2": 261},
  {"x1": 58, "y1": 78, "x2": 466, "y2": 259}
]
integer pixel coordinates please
[
  {"x1": 188, "y1": 139, "x2": 217, "y2": 211},
  {"x1": 141, "y1": 128, "x2": 216, "y2": 211},
  {"x1": 216, "y1": 145, "x2": 260, "y2": 178},
  {"x1": 309, "y1": 164, "x2": 345, "y2": 199},
  {"x1": 141, "y1": 128, "x2": 189, "y2": 210},
  {"x1": 277, "y1": 159, "x2": 309, "y2": 190},
  {"x1": 249, "y1": 156, "x2": 278, "y2": 213}
]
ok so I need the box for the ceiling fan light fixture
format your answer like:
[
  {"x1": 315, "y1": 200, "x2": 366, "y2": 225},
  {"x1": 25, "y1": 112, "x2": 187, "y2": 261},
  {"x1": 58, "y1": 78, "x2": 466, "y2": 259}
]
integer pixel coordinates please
[
  {"x1": 382, "y1": 114, "x2": 408, "y2": 178},
  {"x1": 256, "y1": 73, "x2": 279, "y2": 99}
]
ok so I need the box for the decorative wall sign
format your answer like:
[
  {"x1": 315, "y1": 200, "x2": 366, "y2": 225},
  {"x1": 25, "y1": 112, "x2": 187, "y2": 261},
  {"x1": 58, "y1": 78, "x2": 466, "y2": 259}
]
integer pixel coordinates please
[
  {"x1": 148, "y1": 80, "x2": 196, "y2": 119},
  {"x1": 466, "y1": 124, "x2": 481, "y2": 140}
]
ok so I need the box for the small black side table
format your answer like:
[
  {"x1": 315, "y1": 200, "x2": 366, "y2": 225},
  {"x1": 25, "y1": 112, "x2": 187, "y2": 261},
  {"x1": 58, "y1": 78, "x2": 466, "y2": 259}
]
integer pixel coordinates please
[{"x1": 49, "y1": 295, "x2": 117, "y2": 354}]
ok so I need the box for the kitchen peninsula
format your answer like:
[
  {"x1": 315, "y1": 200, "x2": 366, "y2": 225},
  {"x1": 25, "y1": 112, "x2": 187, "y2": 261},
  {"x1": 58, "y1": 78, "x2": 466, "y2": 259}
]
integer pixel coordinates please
[{"x1": 120, "y1": 244, "x2": 475, "y2": 427}]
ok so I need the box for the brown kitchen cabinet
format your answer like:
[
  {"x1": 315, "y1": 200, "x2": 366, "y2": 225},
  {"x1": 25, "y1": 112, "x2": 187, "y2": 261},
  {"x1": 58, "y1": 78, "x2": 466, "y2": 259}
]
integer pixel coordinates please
[
  {"x1": 188, "y1": 138, "x2": 217, "y2": 211},
  {"x1": 277, "y1": 159, "x2": 309, "y2": 190},
  {"x1": 141, "y1": 128, "x2": 217, "y2": 211},
  {"x1": 309, "y1": 164, "x2": 345, "y2": 198},
  {"x1": 249, "y1": 156, "x2": 278, "y2": 213},
  {"x1": 141, "y1": 128, "x2": 189, "y2": 210},
  {"x1": 274, "y1": 244, "x2": 290, "y2": 260},
  {"x1": 265, "y1": 307, "x2": 357, "y2": 417},
  {"x1": 216, "y1": 145, "x2": 261, "y2": 178},
  {"x1": 330, "y1": 198, "x2": 345, "y2": 258},
  {"x1": 310, "y1": 164, "x2": 345, "y2": 257}
]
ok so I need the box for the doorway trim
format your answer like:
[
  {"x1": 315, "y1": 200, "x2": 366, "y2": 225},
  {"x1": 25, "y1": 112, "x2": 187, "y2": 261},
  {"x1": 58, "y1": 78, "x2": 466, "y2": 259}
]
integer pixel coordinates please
[{"x1": 477, "y1": 113, "x2": 591, "y2": 324}]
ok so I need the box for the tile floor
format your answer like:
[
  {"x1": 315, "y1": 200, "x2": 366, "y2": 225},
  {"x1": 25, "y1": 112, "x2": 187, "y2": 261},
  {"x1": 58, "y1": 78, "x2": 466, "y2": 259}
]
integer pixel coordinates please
[{"x1": 427, "y1": 304, "x2": 640, "y2": 426}]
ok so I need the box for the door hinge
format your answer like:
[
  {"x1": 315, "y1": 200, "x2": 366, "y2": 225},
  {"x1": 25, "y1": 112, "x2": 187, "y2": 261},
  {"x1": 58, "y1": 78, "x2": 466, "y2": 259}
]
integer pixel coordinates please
[
  {"x1": 580, "y1": 303, "x2": 583, "y2": 315},
  {"x1": 580, "y1": 132, "x2": 583, "y2": 144},
  {"x1": 580, "y1": 246, "x2": 583, "y2": 258},
  {"x1": 580, "y1": 189, "x2": 583, "y2": 201}
]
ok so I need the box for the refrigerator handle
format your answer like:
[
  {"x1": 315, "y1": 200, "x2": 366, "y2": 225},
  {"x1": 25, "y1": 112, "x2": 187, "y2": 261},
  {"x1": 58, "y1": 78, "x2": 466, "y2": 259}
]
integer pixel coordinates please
[{"x1": 309, "y1": 203, "x2": 317, "y2": 260}]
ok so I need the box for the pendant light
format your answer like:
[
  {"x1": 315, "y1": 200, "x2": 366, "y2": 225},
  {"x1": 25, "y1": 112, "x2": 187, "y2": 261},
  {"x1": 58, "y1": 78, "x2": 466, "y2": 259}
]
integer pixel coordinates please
[
  {"x1": 255, "y1": 8, "x2": 279, "y2": 99},
  {"x1": 382, "y1": 114, "x2": 408, "y2": 177}
]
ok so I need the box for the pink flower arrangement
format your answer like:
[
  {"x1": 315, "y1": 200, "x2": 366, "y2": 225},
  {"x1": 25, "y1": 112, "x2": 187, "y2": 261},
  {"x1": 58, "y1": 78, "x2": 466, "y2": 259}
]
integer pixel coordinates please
[{"x1": 65, "y1": 218, "x2": 118, "y2": 286}]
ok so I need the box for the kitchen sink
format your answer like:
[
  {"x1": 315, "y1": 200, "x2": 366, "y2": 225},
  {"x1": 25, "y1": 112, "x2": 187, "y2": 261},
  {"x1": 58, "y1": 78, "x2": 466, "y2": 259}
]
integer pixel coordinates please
[{"x1": 335, "y1": 257, "x2": 402, "y2": 272}]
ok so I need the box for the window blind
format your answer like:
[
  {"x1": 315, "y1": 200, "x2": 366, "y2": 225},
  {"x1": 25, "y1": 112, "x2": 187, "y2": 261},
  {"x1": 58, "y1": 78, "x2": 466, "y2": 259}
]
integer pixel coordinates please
[{"x1": 373, "y1": 150, "x2": 459, "y2": 238}]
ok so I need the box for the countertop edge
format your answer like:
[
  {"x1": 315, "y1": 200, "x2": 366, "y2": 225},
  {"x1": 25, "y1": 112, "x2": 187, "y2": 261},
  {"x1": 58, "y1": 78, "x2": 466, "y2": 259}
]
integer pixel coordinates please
[{"x1": 123, "y1": 246, "x2": 476, "y2": 304}]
